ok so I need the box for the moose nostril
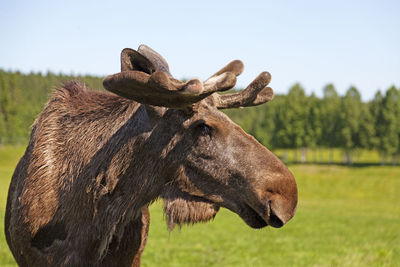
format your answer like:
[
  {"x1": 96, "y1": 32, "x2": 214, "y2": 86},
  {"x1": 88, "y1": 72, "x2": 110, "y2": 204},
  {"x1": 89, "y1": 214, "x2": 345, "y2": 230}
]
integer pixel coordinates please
[{"x1": 269, "y1": 209, "x2": 284, "y2": 228}]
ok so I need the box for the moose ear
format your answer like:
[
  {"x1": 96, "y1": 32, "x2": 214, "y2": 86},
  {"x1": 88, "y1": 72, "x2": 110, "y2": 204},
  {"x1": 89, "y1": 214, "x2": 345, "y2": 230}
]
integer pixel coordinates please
[
  {"x1": 161, "y1": 185, "x2": 220, "y2": 230},
  {"x1": 121, "y1": 48, "x2": 156, "y2": 74}
]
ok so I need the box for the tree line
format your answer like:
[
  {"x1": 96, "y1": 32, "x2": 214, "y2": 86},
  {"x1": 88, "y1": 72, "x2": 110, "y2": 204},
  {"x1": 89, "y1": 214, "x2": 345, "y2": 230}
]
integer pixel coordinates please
[
  {"x1": 227, "y1": 83, "x2": 400, "y2": 165},
  {"x1": 0, "y1": 70, "x2": 103, "y2": 144},
  {"x1": 1, "y1": 69, "x2": 399, "y2": 164}
]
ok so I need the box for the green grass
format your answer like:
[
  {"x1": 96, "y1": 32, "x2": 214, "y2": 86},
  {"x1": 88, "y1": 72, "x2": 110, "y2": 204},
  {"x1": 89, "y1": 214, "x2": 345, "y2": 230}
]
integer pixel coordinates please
[
  {"x1": 1, "y1": 146, "x2": 399, "y2": 266},
  {"x1": 0, "y1": 146, "x2": 26, "y2": 266},
  {"x1": 273, "y1": 148, "x2": 384, "y2": 165}
]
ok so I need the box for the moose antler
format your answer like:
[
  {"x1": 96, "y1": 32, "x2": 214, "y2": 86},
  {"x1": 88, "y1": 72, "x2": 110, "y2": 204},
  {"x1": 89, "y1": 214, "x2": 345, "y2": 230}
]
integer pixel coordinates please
[
  {"x1": 137, "y1": 44, "x2": 171, "y2": 76},
  {"x1": 103, "y1": 45, "x2": 274, "y2": 109},
  {"x1": 103, "y1": 45, "x2": 238, "y2": 108},
  {"x1": 213, "y1": 72, "x2": 274, "y2": 109},
  {"x1": 204, "y1": 59, "x2": 273, "y2": 109}
]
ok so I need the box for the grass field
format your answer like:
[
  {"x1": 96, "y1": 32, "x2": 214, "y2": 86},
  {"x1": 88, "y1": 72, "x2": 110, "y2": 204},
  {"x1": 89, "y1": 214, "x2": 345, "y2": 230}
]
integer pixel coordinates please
[{"x1": 1, "y1": 146, "x2": 399, "y2": 266}]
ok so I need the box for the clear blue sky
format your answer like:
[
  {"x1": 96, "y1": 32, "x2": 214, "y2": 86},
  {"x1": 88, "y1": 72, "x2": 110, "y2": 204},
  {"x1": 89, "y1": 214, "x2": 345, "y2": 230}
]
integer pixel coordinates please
[{"x1": 1, "y1": 0, "x2": 399, "y2": 100}]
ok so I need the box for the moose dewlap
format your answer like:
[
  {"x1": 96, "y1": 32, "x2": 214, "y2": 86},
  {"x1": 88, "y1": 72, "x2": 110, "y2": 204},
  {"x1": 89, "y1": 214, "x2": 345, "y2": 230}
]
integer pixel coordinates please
[{"x1": 5, "y1": 45, "x2": 298, "y2": 266}]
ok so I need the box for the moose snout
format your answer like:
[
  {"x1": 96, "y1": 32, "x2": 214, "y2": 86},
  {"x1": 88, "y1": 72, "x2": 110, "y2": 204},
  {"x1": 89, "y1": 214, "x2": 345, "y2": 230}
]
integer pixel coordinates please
[
  {"x1": 236, "y1": 146, "x2": 298, "y2": 229},
  {"x1": 255, "y1": 159, "x2": 298, "y2": 228},
  {"x1": 266, "y1": 193, "x2": 297, "y2": 228},
  {"x1": 264, "y1": 170, "x2": 298, "y2": 228}
]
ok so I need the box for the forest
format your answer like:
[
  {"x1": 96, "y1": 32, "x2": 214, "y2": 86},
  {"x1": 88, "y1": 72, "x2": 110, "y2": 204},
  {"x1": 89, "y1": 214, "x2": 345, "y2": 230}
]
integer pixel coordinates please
[{"x1": 0, "y1": 69, "x2": 399, "y2": 165}]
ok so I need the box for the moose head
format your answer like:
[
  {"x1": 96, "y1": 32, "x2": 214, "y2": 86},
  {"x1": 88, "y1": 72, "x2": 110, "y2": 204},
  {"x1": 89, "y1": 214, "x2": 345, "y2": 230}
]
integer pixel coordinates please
[{"x1": 103, "y1": 45, "x2": 298, "y2": 230}]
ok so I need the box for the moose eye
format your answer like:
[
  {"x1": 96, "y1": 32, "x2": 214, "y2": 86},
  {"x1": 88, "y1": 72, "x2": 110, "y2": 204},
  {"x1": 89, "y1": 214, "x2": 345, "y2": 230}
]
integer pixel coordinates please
[{"x1": 194, "y1": 122, "x2": 212, "y2": 136}]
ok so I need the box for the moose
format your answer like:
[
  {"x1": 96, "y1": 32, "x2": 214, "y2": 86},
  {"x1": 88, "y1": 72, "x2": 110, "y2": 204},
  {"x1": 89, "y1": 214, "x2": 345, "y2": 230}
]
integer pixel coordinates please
[{"x1": 5, "y1": 45, "x2": 298, "y2": 266}]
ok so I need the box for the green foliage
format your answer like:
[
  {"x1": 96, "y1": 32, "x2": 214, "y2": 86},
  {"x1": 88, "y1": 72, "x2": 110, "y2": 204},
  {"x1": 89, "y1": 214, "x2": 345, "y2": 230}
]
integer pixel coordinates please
[
  {"x1": 227, "y1": 84, "x2": 400, "y2": 165},
  {"x1": 375, "y1": 86, "x2": 400, "y2": 163},
  {"x1": 0, "y1": 146, "x2": 26, "y2": 266},
  {"x1": 359, "y1": 102, "x2": 376, "y2": 150},
  {"x1": 338, "y1": 87, "x2": 362, "y2": 150},
  {"x1": 305, "y1": 93, "x2": 322, "y2": 149},
  {"x1": 320, "y1": 84, "x2": 340, "y2": 149},
  {"x1": 0, "y1": 69, "x2": 104, "y2": 144}
]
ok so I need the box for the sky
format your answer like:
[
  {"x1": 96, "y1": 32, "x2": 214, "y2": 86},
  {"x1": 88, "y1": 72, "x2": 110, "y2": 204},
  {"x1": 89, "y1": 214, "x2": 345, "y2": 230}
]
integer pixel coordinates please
[{"x1": 0, "y1": 0, "x2": 399, "y2": 101}]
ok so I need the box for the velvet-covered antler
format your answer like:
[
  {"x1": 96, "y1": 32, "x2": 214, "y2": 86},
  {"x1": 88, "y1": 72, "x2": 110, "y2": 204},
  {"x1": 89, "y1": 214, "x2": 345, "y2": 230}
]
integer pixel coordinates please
[
  {"x1": 213, "y1": 72, "x2": 274, "y2": 109},
  {"x1": 137, "y1": 44, "x2": 171, "y2": 76},
  {"x1": 103, "y1": 45, "x2": 237, "y2": 108},
  {"x1": 103, "y1": 45, "x2": 274, "y2": 109},
  {"x1": 203, "y1": 60, "x2": 273, "y2": 109}
]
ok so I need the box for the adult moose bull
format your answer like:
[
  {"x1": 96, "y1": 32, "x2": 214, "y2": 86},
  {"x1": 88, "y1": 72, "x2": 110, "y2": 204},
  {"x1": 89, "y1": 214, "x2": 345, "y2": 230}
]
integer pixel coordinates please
[{"x1": 5, "y1": 45, "x2": 297, "y2": 266}]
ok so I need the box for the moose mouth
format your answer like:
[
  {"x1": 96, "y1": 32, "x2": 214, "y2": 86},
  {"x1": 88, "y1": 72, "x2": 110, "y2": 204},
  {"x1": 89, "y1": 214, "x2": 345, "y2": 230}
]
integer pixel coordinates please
[{"x1": 238, "y1": 201, "x2": 284, "y2": 229}]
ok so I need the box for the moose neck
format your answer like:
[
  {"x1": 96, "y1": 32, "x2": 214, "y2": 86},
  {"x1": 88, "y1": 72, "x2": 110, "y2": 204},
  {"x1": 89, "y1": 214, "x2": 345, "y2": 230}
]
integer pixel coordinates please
[
  {"x1": 77, "y1": 101, "x2": 182, "y2": 260},
  {"x1": 91, "y1": 103, "x2": 181, "y2": 217}
]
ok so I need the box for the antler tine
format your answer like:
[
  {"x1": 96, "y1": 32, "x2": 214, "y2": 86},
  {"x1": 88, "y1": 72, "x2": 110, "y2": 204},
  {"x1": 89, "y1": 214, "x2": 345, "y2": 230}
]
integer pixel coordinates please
[
  {"x1": 138, "y1": 44, "x2": 172, "y2": 77},
  {"x1": 205, "y1": 60, "x2": 244, "y2": 82},
  {"x1": 121, "y1": 48, "x2": 155, "y2": 73},
  {"x1": 203, "y1": 72, "x2": 237, "y2": 94},
  {"x1": 214, "y1": 72, "x2": 274, "y2": 109},
  {"x1": 202, "y1": 60, "x2": 244, "y2": 95}
]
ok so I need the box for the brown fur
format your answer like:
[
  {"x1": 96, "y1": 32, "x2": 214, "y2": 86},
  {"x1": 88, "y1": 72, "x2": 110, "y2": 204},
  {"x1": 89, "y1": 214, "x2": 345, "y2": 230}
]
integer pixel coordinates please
[
  {"x1": 5, "y1": 80, "x2": 297, "y2": 266},
  {"x1": 162, "y1": 183, "x2": 220, "y2": 230}
]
